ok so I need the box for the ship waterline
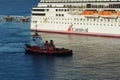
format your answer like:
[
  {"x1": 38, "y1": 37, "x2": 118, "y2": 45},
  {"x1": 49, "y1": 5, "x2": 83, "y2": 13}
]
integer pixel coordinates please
[
  {"x1": 30, "y1": 0, "x2": 120, "y2": 38},
  {"x1": 31, "y1": 27, "x2": 120, "y2": 38}
]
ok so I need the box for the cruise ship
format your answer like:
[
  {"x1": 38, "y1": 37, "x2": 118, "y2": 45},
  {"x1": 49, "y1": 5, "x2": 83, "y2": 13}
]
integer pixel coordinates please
[{"x1": 30, "y1": 0, "x2": 120, "y2": 38}]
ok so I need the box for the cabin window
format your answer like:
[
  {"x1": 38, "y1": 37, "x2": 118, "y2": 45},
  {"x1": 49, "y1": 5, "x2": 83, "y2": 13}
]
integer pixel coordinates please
[
  {"x1": 87, "y1": 18, "x2": 89, "y2": 21},
  {"x1": 100, "y1": 19, "x2": 103, "y2": 21},
  {"x1": 56, "y1": 14, "x2": 58, "y2": 16},
  {"x1": 46, "y1": 9, "x2": 49, "y2": 11},
  {"x1": 77, "y1": 18, "x2": 79, "y2": 21},
  {"x1": 64, "y1": 9, "x2": 67, "y2": 11}
]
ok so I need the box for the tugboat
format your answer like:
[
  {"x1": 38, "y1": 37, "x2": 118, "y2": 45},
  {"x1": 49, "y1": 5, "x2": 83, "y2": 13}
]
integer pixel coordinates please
[{"x1": 24, "y1": 32, "x2": 73, "y2": 56}]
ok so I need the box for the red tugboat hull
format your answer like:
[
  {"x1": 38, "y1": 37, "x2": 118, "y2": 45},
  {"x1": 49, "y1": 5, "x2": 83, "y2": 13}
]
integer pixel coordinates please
[{"x1": 24, "y1": 44, "x2": 73, "y2": 56}]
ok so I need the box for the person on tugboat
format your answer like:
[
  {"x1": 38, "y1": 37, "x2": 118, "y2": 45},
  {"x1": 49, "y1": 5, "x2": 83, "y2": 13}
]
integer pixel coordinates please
[
  {"x1": 44, "y1": 40, "x2": 49, "y2": 50},
  {"x1": 48, "y1": 40, "x2": 55, "y2": 51},
  {"x1": 44, "y1": 40, "x2": 55, "y2": 51}
]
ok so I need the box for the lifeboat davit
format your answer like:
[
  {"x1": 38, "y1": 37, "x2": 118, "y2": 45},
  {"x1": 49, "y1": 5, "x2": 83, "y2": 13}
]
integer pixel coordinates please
[
  {"x1": 81, "y1": 10, "x2": 99, "y2": 17},
  {"x1": 24, "y1": 32, "x2": 73, "y2": 56},
  {"x1": 98, "y1": 10, "x2": 117, "y2": 18}
]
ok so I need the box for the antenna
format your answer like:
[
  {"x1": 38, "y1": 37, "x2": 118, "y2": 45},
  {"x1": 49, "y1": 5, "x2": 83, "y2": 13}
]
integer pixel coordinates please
[
  {"x1": 34, "y1": 24, "x2": 39, "y2": 36},
  {"x1": 35, "y1": 24, "x2": 37, "y2": 31}
]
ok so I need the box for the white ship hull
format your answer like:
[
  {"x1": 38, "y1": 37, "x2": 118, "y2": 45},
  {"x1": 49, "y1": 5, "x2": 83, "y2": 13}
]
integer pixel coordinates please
[
  {"x1": 31, "y1": 21, "x2": 120, "y2": 38},
  {"x1": 30, "y1": 0, "x2": 120, "y2": 38}
]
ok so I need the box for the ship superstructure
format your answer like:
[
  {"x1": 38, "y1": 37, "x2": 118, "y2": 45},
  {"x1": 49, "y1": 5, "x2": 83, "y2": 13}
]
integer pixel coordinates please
[{"x1": 30, "y1": 0, "x2": 120, "y2": 37}]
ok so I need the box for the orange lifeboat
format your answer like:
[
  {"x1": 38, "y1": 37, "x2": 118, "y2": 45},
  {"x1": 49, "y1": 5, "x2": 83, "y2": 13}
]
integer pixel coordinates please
[
  {"x1": 81, "y1": 10, "x2": 98, "y2": 17},
  {"x1": 98, "y1": 10, "x2": 117, "y2": 18},
  {"x1": 117, "y1": 11, "x2": 120, "y2": 17}
]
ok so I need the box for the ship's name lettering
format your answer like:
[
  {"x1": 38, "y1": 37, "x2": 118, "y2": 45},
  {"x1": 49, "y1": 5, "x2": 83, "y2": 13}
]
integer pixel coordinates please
[{"x1": 71, "y1": 27, "x2": 88, "y2": 32}]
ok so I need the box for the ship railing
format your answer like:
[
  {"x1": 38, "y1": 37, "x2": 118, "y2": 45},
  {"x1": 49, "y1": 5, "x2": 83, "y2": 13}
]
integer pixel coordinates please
[{"x1": 40, "y1": 1, "x2": 120, "y2": 3}]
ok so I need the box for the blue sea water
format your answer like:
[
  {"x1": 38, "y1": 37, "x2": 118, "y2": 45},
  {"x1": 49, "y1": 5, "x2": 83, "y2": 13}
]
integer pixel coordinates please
[
  {"x1": 0, "y1": 0, "x2": 120, "y2": 80},
  {"x1": 0, "y1": 0, "x2": 39, "y2": 16}
]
